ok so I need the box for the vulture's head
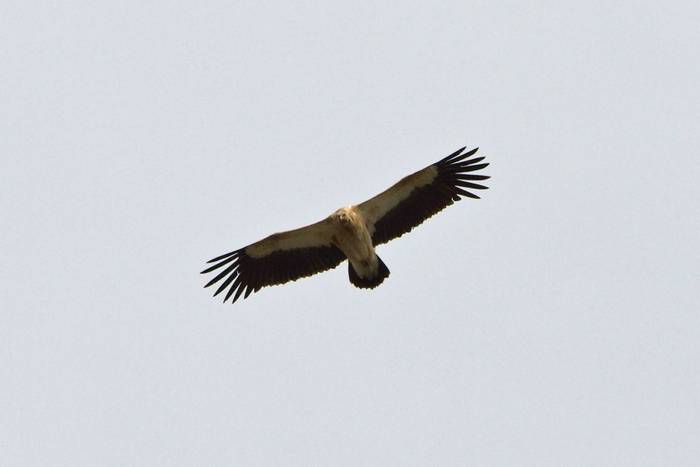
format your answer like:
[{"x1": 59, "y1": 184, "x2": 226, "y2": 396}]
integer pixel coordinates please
[{"x1": 332, "y1": 207, "x2": 354, "y2": 226}]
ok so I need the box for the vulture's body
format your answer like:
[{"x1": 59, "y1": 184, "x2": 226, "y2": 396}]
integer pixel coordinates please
[{"x1": 202, "y1": 146, "x2": 489, "y2": 303}]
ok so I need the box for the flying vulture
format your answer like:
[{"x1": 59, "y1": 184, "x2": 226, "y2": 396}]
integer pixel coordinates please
[{"x1": 202, "y1": 146, "x2": 489, "y2": 303}]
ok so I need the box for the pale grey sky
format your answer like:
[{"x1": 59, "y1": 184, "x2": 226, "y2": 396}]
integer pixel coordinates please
[{"x1": 2, "y1": 1, "x2": 699, "y2": 466}]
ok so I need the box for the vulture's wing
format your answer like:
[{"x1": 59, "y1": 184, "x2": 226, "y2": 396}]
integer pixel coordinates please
[
  {"x1": 356, "y1": 147, "x2": 489, "y2": 246},
  {"x1": 201, "y1": 219, "x2": 345, "y2": 303}
]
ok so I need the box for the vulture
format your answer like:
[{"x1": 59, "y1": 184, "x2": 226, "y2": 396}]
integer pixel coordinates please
[{"x1": 202, "y1": 146, "x2": 489, "y2": 303}]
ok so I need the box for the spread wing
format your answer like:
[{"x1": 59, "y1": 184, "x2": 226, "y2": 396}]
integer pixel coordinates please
[
  {"x1": 356, "y1": 147, "x2": 489, "y2": 246},
  {"x1": 201, "y1": 219, "x2": 345, "y2": 303}
]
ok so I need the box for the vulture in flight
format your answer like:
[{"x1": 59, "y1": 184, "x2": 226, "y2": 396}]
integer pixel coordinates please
[{"x1": 202, "y1": 146, "x2": 489, "y2": 303}]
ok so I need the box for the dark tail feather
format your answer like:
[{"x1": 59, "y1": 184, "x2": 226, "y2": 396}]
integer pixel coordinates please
[{"x1": 348, "y1": 255, "x2": 390, "y2": 289}]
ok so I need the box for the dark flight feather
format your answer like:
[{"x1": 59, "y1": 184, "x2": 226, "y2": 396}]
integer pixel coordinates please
[
  {"x1": 202, "y1": 245, "x2": 346, "y2": 303},
  {"x1": 370, "y1": 147, "x2": 489, "y2": 246}
]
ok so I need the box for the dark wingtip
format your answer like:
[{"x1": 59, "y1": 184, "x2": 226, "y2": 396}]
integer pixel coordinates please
[
  {"x1": 438, "y1": 146, "x2": 481, "y2": 167},
  {"x1": 460, "y1": 162, "x2": 489, "y2": 173},
  {"x1": 224, "y1": 277, "x2": 243, "y2": 303},
  {"x1": 206, "y1": 250, "x2": 240, "y2": 264},
  {"x1": 438, "y1": 146, "x2": 467, "y2": 164},
  {"x1": 461, "y1": 146, "x2": 479, "y2": 158},
  {"x1": 201, "y1": 263, "x2": 223, "y2": 275},
  {"x1": 450, "y1": 146, "x2": 467, "y2": 157}
]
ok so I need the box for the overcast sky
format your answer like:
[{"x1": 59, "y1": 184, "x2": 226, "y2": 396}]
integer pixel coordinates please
[{"x1": 2, "y1": 1, "x2": 699, "y2": 466}]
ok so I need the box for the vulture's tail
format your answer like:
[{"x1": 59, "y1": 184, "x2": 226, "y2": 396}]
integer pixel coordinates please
[{"x1": 348, "y1": 255, "x2": 390, "y2": 289}]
